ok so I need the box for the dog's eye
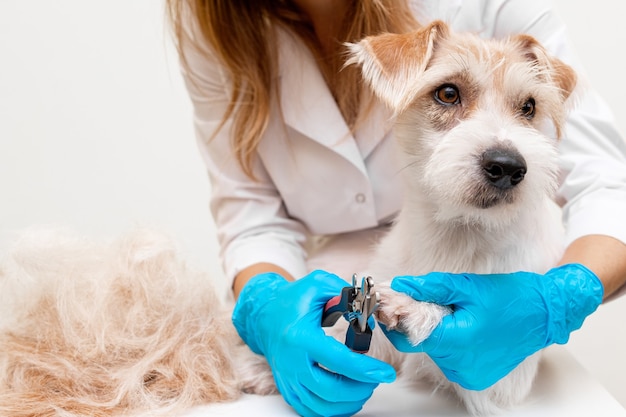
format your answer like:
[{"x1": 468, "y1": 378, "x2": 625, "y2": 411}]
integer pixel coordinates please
[
  {"x1": 521, "y1": 98, "x2": 536, "y2": 119},
  {"x1": 434, "y1": 85, "x2": 460, "y2": 105}
]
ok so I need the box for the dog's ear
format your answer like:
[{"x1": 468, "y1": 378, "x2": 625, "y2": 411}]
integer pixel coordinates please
[
  {"x1": 514, "y1": 34, "x2": 577, "y2": 137},
  {"x1": 346, "y1": 20, "x2": 449, "y2": 113},
  {"x1": 514, "y1": 34, "x2": 577, "y2": 101}
]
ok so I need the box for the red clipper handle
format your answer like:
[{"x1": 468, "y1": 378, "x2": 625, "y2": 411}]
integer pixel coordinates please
[
  {"x1": 321, "y1": 286, "x2": 372, "y2": 353},
  {"x1": 321, "y1": 287, "x2": 353, "y2": 327}
]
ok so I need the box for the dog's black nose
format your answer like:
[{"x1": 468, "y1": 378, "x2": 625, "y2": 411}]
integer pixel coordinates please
[{"x1": 481, "y1": 148, "x2": 527, "y2": 189}]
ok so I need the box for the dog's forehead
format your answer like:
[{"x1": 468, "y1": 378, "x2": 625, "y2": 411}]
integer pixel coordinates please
[{"x1": 431, "y1": 35, "x2": 528, "y2": 80}]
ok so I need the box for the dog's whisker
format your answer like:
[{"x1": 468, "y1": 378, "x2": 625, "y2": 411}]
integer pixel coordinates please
[{"x1": 394, "y1": 159, "x2": 422, "y2": 177}]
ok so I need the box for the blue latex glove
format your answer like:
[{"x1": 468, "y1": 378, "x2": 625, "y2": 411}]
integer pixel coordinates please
[
  {"x1": 382, "y1": 264, "x2": 603, "y2": 390},
  {"x1": 232, "y1": 270, "x2": 396, "y2": 417}
]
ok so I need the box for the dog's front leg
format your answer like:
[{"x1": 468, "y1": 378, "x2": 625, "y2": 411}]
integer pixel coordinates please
[
  {"x1": 453, "y1": 353, "x2": 541, "y2": 416},
  {"x1": 375, "y1": 283, "x2": 451, "y2": 346}
]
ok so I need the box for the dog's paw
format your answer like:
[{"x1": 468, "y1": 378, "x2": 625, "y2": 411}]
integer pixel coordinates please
[
  {"x1": 233, "y1": 343, "x2": 278, "y2": 396},
  {"x1": 375, "y1": 284, "x2": 451, "y2": 346}
]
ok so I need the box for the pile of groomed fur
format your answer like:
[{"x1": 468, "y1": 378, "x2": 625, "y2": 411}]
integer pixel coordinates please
[{"x1": 0, "y1": 228, "x2": 243, "y2": 417}]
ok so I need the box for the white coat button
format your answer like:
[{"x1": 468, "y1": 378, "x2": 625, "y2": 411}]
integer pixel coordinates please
[{"x1": 355, "y1": 193, "x2": 366, "y2": 203}]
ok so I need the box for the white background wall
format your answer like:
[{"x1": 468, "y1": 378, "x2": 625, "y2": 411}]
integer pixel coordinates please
[{"x1": 0, "y1": 0, "x2": 624, "y2": 408}]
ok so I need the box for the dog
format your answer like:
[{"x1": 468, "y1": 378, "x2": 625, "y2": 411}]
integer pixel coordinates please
[
  {"x1": 0, "y1": 20, "x2": 576, "y2": 417},
  {"x1": 345, "y1": 19, "x2": 576, "y2": 415}
]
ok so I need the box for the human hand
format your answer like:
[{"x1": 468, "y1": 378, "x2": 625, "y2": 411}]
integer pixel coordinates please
[
  {"x1": 382, "y1": 264, "x2": 603, "y2": 390},
  {"x1": 232, "y1": 270, "x2": 396, "y2": 417}
]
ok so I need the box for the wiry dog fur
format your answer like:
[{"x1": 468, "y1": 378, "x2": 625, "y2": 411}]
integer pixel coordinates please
[
  {"x1": 0, "y1": 229, "x2": 273, "y2": 417},
  {"x1": 0, "y1": 21, "x2": 576, "y2": 417}
]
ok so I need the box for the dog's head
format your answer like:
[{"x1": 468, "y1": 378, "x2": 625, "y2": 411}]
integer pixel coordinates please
[{"x1": 348, "y1": 21, "x2": 577, "y2": 228}]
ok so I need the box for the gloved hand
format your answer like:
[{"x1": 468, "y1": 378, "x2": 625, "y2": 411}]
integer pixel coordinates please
[
  {"x1": 232, "y1": 270, "x2": 396, "y2": 417},
  {"x1": 382, "y1": 263, "x2": 603, "y2": 390}
]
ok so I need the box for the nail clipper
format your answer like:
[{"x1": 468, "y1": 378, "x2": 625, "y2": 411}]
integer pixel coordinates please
[{"x1": 321, "y1": 274, "x2": 380, "y2": 353}]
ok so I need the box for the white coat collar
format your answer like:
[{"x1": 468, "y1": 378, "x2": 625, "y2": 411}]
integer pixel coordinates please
[{"x1": 276, "y1": 27, "x2": 389, "y2": 174}]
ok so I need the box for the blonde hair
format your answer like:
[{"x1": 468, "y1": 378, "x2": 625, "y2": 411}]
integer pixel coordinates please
[{"x1": 166, "y1": 0, "x2": 419, "y2": 177}]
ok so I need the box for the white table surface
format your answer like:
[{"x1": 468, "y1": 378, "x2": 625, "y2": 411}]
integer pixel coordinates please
[{"x1": 180, "y1": 345, "x2": 625, "y2": 417}]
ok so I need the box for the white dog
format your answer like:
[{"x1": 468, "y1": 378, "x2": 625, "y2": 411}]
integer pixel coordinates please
[
  {"x1": 0, "y1": 20, "x2": 576, "y2": 417},
  {"x1": 345, "y1": 20, "x2": 576, "y2": 415}
]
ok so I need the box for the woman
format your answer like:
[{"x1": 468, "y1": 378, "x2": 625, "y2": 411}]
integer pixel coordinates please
[{"x1": 167, "y1": 1, "x2": 626, "y2": 416}]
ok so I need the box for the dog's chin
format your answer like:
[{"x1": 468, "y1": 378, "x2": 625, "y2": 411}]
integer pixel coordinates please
[
  {"x1": 436, "y1": 206, "x2": 521, "y2": 231},
  {"x1": 432, "y1": 186, "x2": 526, "y2": 230}
]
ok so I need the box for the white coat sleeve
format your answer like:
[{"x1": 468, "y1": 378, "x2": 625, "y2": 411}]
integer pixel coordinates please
[
  {"x1": 177, "y1": 22, "x2": 309, "y2": 284},
  {"x1": 483, "y1": 0, "x2": 626, "y2": 246}
]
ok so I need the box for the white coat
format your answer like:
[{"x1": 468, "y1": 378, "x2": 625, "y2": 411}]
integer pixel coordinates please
[{"x1": 181, "y1": 0, "x2": 626, "y2": 285}]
